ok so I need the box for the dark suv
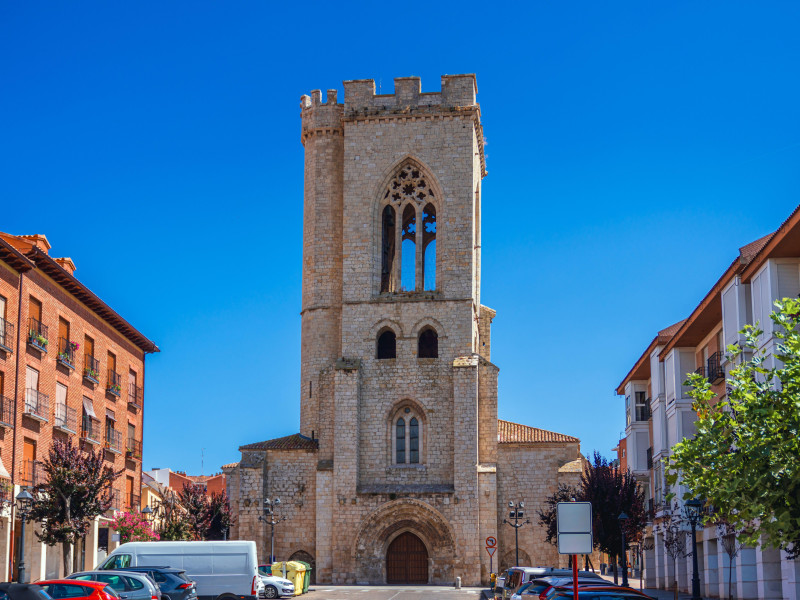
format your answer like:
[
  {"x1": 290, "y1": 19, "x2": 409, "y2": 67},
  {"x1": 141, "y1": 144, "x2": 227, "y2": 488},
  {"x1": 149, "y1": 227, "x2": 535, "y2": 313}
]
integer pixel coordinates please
[{"x1": 113, "y1": 568, "x2": 196, "y2": 600}]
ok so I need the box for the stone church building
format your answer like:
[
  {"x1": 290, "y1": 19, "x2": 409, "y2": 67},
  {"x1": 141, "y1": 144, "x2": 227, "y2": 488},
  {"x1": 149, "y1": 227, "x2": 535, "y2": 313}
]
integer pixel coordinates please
[{"x1": 224, "y1": 74, "x2": 585, "y2": 586}]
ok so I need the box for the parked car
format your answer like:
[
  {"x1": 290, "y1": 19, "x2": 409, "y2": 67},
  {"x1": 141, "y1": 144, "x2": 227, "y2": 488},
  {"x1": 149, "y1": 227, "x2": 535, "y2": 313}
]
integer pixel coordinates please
[
  {"x1": 67, "y1": 571, "x2": 159, "y2": 600},
  {"x1": 545, "y1": 585, "x2": 654, "y2": 599},
  {"x1": 502, "y1": 568, "x2": 595, "y2": 600},
  {"x1": 0, "y1": 584, "x2": 52, "y2": 600},
  {"x1": 37, "y1": 580, "x2": 119, "y2": 600},
  {"x1": 98, "y1": 541, "x2": 263, "y2": 600},
  {"x1": 111, "y1": 568, "x2": 196, "y2": 600},
  {"x1": 255, "y1": 567, "x2": 293, "y2": 599},
  {"x1": 512, "y1": 576, "x2": 610, "y2": 599}
]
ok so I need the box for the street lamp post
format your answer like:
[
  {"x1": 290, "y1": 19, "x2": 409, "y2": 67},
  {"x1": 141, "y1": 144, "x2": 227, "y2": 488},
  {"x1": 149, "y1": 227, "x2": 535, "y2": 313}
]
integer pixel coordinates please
[
  {"x1": 618, "y1": 512, "x2": 629, "y2": 587},
  {"x1": 502, "y1": 501, "x2": 530, "y2": 567},
  {"x1": 15, "y1": 489, "x2": 34, "y2": 583},
  {"x1": 258, "y1": 498, "x2": 287, "y2": 564},
  {"x1": 685, "y1": 498, "x2": 703, "y2": 600}
]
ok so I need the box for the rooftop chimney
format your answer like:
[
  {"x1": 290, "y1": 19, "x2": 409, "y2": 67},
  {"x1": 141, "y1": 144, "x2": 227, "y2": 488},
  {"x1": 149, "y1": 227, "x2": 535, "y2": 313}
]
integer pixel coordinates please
[{"x1": 55, "y1": 257, "x2": 76, "y2": 275}]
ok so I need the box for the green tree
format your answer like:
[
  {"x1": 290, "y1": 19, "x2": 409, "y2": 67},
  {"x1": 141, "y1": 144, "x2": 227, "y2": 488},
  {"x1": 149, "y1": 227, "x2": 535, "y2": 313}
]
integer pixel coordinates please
[
  {"x1": 668, "y1": 298, "x2": 800, "y2": 557},
  {"x1": 29, "y1": 439, "x2": 120, "y2": 576}
]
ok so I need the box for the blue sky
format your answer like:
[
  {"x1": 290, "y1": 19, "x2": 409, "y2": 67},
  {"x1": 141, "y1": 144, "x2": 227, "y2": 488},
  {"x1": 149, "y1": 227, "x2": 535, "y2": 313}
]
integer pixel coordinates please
[{"x1": 3, "y1": 2, "x2": 800, "y2": 474}]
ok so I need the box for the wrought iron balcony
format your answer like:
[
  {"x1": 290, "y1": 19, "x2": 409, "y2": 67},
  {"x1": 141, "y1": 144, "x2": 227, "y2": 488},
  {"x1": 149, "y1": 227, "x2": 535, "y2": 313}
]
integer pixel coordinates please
[
  {"x1": 55, "y1": 404, "x2": 78, "y2": 434},
  {"x1": 635, "y1": 403, "x2": 651, "y2": 422},
  {"x1": 0, "y1": 395, "x2": 14, "y2": 428},
  {"x1": 21, "y1": 459, "x2": 46, "y2": 488},
  {"x1": 126, "y1": 438, "x2": 143, "y2": 461},
  {"x1": 57, "y1": 337, "x2": 77, "y2": 369},
  {"x1": 694, "y1": 365, "x2": 705, "y2": 378},
  {"x1": 24, "y1": 389, "x2": 49, "y2": 422},
  {"x1": 707, "y1": 352, "x2": 725, "y2": 384},
  {"x1": 126, "y1": 493, "x2": 141, "y2": 512},
  {"x1": 108, "y1": 489, "x2": 121, "y2": 513},
  {"x1": 84, "y1": 355, "x2": 100, "y2": 384},
  {"x1": 105, "y1": 428, "x2": 123, "y2": 454},
  {"x1": 0, "y1": 318, "x2": 14, "y2": 353},
  {"x1": 128, "y1": 383, "x2": 142, "y2": 409},
  {"x1": 107, "y1": 370, "x2": 122, "y2": 397},
  {"x1": 28, "y1": 317, "x2": 48, "y2": 352},
  {"x1": 81, "y1": 415, "x2": 101, "y2": 444}
]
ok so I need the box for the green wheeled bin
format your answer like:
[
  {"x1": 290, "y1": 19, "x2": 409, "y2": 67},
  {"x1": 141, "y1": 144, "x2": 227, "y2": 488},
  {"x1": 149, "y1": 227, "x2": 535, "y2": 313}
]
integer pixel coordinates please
[{"x1": 296, "y1": 561, "x2": 311, "y2": 593}]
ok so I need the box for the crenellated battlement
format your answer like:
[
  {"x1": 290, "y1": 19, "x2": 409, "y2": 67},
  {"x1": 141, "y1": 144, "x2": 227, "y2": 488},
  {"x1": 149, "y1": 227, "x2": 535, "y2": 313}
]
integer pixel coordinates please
[
  {"x1": 300, "y1": 88, "x2": 344, "y2": 139},
  {"x1": 342, "y1": 74, "x2": 477, "y2": 116}
]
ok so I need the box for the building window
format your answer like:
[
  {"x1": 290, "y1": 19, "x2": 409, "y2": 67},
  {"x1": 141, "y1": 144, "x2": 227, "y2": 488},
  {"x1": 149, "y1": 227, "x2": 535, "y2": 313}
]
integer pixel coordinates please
[
  {"x1": 379, "y1": 161, "x2": 438, "y2": 294},
  {"x1": 377, "y1": 329, "x2": 396, "y2": 359},
  {"x1": 418, "y1": 327, "x2": 438, "y2": 359},
  {"x1": 392, "y1": 405, "x2": 423, "y2": 465}
]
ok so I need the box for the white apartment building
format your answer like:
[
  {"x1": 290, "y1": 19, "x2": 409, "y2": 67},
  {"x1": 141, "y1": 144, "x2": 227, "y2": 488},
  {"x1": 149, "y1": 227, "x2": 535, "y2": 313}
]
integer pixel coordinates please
[{"x1": 616, "y1": 204, "x2": 800, "y2": 599}]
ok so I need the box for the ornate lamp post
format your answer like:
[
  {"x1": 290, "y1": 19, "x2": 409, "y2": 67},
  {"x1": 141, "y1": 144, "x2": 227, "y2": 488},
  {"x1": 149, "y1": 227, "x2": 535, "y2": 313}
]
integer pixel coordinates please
[
  {"x1": 618, "y1": 512, "x2": 629, "y2": 587},
  {"x1": 502, "y1": 501, "x2": 530, "y2": 567},
  {"x1": 258, "y1": 498, "x2": 286, "y2": 564},
  {"x1": 15, "y1": 489, "x2": 34, "y2": 583},
  {"x1": 684, "y1": 498, "x2": 703, "y2": 600},
  {"x1": 142, "y1": 505, "x2": 153, "y2": 520}
]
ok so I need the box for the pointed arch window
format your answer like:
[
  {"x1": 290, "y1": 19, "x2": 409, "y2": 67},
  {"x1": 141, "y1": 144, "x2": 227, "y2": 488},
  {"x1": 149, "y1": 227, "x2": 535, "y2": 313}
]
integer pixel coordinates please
[
  {"x1": 379, "y1": 162, "x2": 438, "y2": 294},
  {"x1": 396, "y1": 418, "x2": 406, "y2": 464},
  {"x1": 418, "y1": 327, "x2": 438, "y2": 359},
  {"x1": 392, "y1": 406, "x2": 424, "y2": 465},
  {"x1": 377, "y1": 329, "x2": 396, "y2": 359}
]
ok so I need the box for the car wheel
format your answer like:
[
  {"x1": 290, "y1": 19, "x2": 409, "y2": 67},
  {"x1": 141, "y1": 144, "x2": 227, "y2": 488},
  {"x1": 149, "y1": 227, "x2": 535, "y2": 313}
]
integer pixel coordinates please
[{"x1": 263, "y1": 586, "x2": 278, "y2": 599}]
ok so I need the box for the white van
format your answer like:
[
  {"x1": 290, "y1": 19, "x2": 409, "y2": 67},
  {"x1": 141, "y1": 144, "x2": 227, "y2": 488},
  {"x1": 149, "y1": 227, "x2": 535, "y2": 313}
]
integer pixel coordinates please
[{"x1": 98, "y1": 541, "x2": 265, "y2": 600}]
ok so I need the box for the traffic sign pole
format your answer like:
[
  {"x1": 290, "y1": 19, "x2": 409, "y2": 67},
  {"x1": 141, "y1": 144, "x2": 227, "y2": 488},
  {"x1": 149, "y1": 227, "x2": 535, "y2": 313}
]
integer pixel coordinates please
[{"x1": 573, "y1": 553, "x2": 579, "y2": 600}]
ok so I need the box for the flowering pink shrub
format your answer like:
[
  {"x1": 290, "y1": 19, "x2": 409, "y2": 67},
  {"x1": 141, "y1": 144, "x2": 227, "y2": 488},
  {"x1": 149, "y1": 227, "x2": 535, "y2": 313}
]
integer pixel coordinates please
[{"x1": 110, "y1": 511, "x2": 160, "y2": 543}]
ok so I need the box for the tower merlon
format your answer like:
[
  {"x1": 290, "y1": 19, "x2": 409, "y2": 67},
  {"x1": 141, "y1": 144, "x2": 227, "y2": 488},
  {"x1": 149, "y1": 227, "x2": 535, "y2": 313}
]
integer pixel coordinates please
[
  {"x1": 300, "y1": 88, "x2": 344, "y2": 138},
  {"x1": 342, "y1": 74, "x2": 478, "y2": 114}
]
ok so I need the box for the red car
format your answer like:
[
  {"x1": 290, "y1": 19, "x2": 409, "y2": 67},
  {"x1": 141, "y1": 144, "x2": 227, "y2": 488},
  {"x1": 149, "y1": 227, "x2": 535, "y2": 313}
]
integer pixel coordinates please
[{"x1": 37, "y1": 580, "x2": 119, "y2": 600}]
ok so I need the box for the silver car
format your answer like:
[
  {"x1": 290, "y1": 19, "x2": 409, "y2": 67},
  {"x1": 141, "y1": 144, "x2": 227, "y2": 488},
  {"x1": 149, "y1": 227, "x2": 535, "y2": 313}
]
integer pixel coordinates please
[{"x1": 69, "y1": 571, "x2": 161, "y2": 600}]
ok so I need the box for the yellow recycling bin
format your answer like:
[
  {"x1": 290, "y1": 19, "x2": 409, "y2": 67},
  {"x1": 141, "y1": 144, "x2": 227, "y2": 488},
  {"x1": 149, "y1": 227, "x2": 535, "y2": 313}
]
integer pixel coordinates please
[{"x1": 271, "y1": 561, "x2": 306, "y2": 595}]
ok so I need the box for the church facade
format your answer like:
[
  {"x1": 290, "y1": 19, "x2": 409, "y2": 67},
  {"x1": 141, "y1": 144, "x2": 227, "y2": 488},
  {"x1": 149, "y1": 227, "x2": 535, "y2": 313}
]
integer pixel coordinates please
[{"x1": 224, "y1": 74, "x2": 585, "y2": 586}]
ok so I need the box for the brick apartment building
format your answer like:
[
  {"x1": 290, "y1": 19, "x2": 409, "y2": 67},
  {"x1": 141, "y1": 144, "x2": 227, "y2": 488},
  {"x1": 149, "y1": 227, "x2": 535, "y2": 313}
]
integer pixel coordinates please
[
  {"x1": 616, "y1": 204, "x2": 800, "y2": 599},
  {"x1": 146, "y1": 468, "x2": 226, "y2": 496},
  {"x1": 0, "y1": 232, "x2": 158, "y2": 580}
]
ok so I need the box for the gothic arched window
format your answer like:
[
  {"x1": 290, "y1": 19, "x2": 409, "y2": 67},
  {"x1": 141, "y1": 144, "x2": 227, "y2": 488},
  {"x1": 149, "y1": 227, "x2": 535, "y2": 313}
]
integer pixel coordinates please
[
  {"x1": 392, "y1": 405, "x2": 423, "y2": 465},
  {"x1": 422, "y1": 204, "x2": 436, "y2": 291},
  {"x1": 418, "y1": 327, "x2": 438, "y2": 359},
  {"x1": 379, "y1": 162, "x2": 438, "y2": 294},
  {"x1": 377, "y1": 329, "x2": 396, "y2": 359}
]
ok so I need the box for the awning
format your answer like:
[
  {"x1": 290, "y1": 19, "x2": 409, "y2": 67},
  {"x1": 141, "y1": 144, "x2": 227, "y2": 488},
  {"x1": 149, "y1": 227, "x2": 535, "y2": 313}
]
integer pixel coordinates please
[
  {"x1": 0, "y1": 454, "x2": 9, "y2": 480},
  {"x1": 83, "y1": 397, "x2": 97, "y2": 419},
  {"x1": 106, "y1": 409, "x2": 116, "y2": 421}
]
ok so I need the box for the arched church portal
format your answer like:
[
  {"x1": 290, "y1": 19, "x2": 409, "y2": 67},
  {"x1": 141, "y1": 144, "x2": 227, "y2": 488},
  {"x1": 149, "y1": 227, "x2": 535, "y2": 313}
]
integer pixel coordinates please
[{"x1": 386, "y1": 532, "x2": 429, "y2": 584}]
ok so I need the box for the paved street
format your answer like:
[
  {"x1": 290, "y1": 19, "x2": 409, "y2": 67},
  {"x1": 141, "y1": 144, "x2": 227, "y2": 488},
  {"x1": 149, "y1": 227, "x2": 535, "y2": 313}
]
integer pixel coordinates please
[{"x1": 304, "y1": 586, "x2": 484, "y2": 599}]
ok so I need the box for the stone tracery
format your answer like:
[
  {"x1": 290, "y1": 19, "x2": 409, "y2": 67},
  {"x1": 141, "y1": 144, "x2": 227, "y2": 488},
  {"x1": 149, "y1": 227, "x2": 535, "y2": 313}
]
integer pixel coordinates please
[{"x1": 384, "y1": 164, "x2": 435, "y2": 204}]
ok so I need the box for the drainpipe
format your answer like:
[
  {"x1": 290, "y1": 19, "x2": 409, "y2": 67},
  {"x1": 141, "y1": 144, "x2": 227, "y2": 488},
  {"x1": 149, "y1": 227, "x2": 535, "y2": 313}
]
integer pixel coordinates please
[{"x1": 9, "y1": 269, "x2": 25, "y2": 579}]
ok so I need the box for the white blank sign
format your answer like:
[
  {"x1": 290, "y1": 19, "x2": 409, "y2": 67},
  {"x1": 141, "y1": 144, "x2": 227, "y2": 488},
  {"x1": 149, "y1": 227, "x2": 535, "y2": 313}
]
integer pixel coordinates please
[{"x1": 557, "y1": 502, "x2": 592, "y2": 554}]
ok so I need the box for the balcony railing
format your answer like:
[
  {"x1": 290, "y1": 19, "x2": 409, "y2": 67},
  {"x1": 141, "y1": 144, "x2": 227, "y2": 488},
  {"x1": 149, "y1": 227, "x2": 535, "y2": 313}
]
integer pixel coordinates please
[
  {"x1": 707, "y1": 352, "x2": 725, "y2": 384},
  {"x1": 84, "y1": 355, "x2": 100, "y2": 383},
  {"x1": 694, "y1": 365, "x2": 705, "y2": 378},
  {"x1": 128, "y1": 383, "x2": 143, "y2": 409},
  {"x1": 126, "y1": 438, "x2": 142, "y2": 461},
  {"x1": 634, "y1": 403, "x2": 651, "y2": 422},
  {"x1": 108, "y1": 489, "x2": 121, "y2": 513},
  {"x1": 0, "y1": 395, "x2": 14, "y2": 428},
  {"x1": 81, "y1": 415, "x2": 101, "y2": 444},
  {"x1": 0, "y1": 318, "x2": 14, "y2": 353},
  {"x1": 647, "y1": 498, "x2": 655, "y2": 521},
  {"x1": 21, "y1": 460, "x2": 46, "y2": 488},
  {"x1": 24, "y1": 389, "x2": 49, "y2": 422},
  {"x1": 105, "y1": 428, "x2": 123, "y2": 453},
  {"x1": 125, "y1": 493, "x2": 141, "y2": 512},
  {"x1": 28, "y1": 317, "x2": 48, "y2": 352},
  {"x1": 57, "y1": 337, "x2": 77, "y2": 369},
  {"x1": 646, "y1": 447, "x2": 653, "y2": 470},
  {"x1": 0, "y1": 483, "x2": 12, "y2": 503},
  {"x1": 55, "y1": 404, "x2": 78, "y2": 433},
  {"x1": 107, "y1": 370, "x2": 122, "y2": 397}
]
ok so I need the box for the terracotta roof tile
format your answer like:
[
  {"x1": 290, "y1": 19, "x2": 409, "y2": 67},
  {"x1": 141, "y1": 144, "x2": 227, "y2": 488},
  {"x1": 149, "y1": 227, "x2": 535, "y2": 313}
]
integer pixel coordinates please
[
  {"x1": 657, "y1": 319, "x2": 687, "y2": 339},
  {"x1": 739, "y1": 232, "x2": 775, "y2": 264},
  {"x1": 498, "y1": 420, "x2": 580, "y2": 444},
  {"x1": 239, "y1": 433, "x2": 318, "y2": 451},
  {"x1": 221, "y1": 462, "x2": 239, "y2": 469}
]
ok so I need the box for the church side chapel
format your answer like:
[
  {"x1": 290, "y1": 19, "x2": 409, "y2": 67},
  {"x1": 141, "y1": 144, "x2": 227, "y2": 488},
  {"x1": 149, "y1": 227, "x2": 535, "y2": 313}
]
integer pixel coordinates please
[{"x1": 225, "y1": 75, "x2": 585, "y2": 586}]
